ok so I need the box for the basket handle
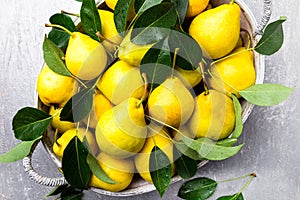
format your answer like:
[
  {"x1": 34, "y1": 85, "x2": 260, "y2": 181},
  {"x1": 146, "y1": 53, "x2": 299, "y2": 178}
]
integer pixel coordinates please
[
  {"x1": 254, "y1": 0, "x2": 272, "y2": 36},
  {"x1": 23, "y1": 140, "x2": 68, "y2": 187}
]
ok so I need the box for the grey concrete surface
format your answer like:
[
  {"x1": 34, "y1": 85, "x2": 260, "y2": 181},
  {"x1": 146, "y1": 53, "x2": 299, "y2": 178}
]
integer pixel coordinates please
[{"x1": 0, "y1": 0, "x2": 299, "y2": 199}]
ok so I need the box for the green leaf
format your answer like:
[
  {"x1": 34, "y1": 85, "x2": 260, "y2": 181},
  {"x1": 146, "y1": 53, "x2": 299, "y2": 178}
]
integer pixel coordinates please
[
  {"x1": 216, "y1": 138, "x2": 238, "y2": 147},
  {"x1": 131, "y1": 2, "x2": 177, "y2": 45},
  {"x1": 231, "y1": 95, "x2": 243, "y2": 138},
  {"x1": 217, "y1": 193, "x2": 244, "y2": 200},
  {"x1": 47, "y1": 185, "x2": 69, "y2": 197},
  {"x1": 182, "y1": 136, "x2": 244, "y2": 161},
  {"x1": 60, "y1": 186, "x2": 84, "y2": 200},
  {"x1": 62, "y1": 136, "x2": 91, "y2": 189},
  {"x1": 80, "y1": 0, "x2": 102, "y2": 41},
  {"x1": 173, "y1": 146, "x2": 197, "y2": 179},
  {"x1": 135, "y1": 0, "x2": 163, "y2": 16},
  {"x1": 12, "y1": 107, "x2": 52, "y2": 141},
  {"x1": 60, "y1": 88, "x2": 94, "y2": 122},
  {"x1": 0, "y1": 137, "x2": 41, "y2": 163},
  {"x1": 48, "y1": 13, "x2": 77, "y2": 49},
  {"x1": 114, "y1": 0, "x2": 134, "y2": 37},
  {"x1": 178, "y1": 177, "x2": 217, "y2": 200},
  {"x1": 86, "y1": 153, "x2": 116, "y2": 184},
  {"x1": 239, "y1": 84, "x2": 294, "y2": 106},
  {"x1": 150, "y1": 146, "x2": 172, "y2": 197},
  {"x1": 43, "y1": 36, "x2": 72, "y2": 76},
  {"x1": 170, "y1": 0, "x2": 188, "y2": 24},
  {"x1": 140, "y1": 37, "x2": 172, "y2": 90},
  {"x1": 169, "y1": 29, "x2": 202, "y2": 70},
  {"x1": 174, "y1": 142, "x2": 204, "y2": 160},
  {"x1": 255, "y1": 17, "x2": 287, "y2": 55}
]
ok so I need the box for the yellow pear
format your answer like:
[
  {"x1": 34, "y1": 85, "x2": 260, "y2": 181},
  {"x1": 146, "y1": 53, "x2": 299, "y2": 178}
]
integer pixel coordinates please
[
  {"x1": 208, "y1": 47, "x2": 256, "y2": 97},
  {"x1": 175, "y1": 66, "x2": 202, "y2": 88},
  {"x1": 186, "y1": 0, "x2": 210, "y2": 17},
  {"x1": 189, "y1": 3, "x2": 240, "y2": 59},
  {"x1": 134, "y1": 126, "x2": 175, "y2": 183},
  {"x1": 95, "y1": 97, "x2": 147, "y2": 159},
  {"x1": 53, "y1": 128, "x2": 99, "y2": 159},
  {"x1": 187, "y1": 90, "x2": 235, "y2": 140},
  {"x1": 65, "y1": 32, "x2": 107, "y2": 80},
  {"x1": 97, "y1": 60, "x2": 145, "y2": 105},
  {"x1": 118, "y1": 29, "x2": 154, "y2": 67},
  {"x1": 83, "y1": 91, "x2": 112, "y2": 129},
  {"x1": 147, "y1": 77, "x2": 194, "y2": 128},
  {"x1": 36, "y1": 65, "x2": 77, "y2": 107},
  {"x1": 49, "y1": 106, "x2": 75, "y2": 133},
  {"x1": 98, "y1": 9, "x2": 123, "y2": 52},
  {"x1": 89, "y1": 152, "x2": 134, "y2": 192}
]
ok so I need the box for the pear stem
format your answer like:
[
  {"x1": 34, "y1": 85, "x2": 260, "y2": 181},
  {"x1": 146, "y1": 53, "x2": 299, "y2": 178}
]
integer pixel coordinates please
[
  {"x1": 199, "y1": 62, "x2": 209, "y2": 95},
  {"x1": 96, "y1": 32, "x2": 120, "y2": 47},
  {"x1": 54, "y1": 129, "x2": 61, "y2": 147},
  {"x1": 136, "y1": 73, "x2": 149, "y2": 108},
  {"x1": 230, "y1": 0, "x2": 235, "y2": 4},
  {"x1": 45, "y1": 23, "x2": 73, "y2": 36},
  {"x1": 71, "y1": 74, "x2": 88, "y2": 89},
  {"x1": 171, "y1": 48, "x2": 180, "y2": 78},
  {"x1": 61, "y1": 10, "x2": 80, "y2": 17}
]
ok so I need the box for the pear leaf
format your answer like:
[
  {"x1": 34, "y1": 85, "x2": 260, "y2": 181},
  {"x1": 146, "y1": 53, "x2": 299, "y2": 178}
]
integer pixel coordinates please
[
  {"x1": 217, "y1": 193, "x2": 244, "y2": 200},
  {"x1": 86, "y1": 153, "x2": 116, "y2": 184},
  {"x1": 231, "y1": 94, "x2": 243, "y2": 139},
  {"x1": 178, "y1": 177, "x2": 217, "y2": 200},
  {"x1": 12, "y1": 107, "x2": 52, "y2": 141},
  {"x1": 140, "y1": 37, "x2": 172, "y2": 91},
  {"x1": 174, "y1": 142, "x2": 204, "y2": 160},
  {"x1": 80, "y1": 0, "x2": 102, "y2": 41},
  {"x1": 150, "y1": 146, "x2": 172, "y2": 198},
  {"x1": 182, "y1": 136, "x2": 244, "y2": 161},
  {"x1": 60, "y1": 186, "x2": 84, "y2": 200},
  {"x1": 131, "y1": 2, "x2": 177, "y2": 45},
  {"x1": 170, "y1": 0, "x2": 188, "y2": 24},
  {"x1": 60, "y1": 88, "x2": 94, "y2": 122},
  {"x1": 173, "y1": 146, "x2": 197, "y2": 179},
  {"x1": 169, "y1": 29, "x2": 202, "y2": 70},
  {"x1": 114, "y1": 0, "x2": 134, "y2": 37},
  {"x1": 255, "y1": 16, "x2": 287, "y2": 55},
  {"x1": 48, "y1": 13, "x2": 77, "y2": 49},
  {"x1": 239, "y1": 84, "x2": 294, "y2": 106},
  {"x1": 216, "y1": 138, "x2": 238, "y2": 147},
  {"x1": 134, "y1": 0, "x2": 163, "y2": 16},
  {"x1": 62, "y1": 136, "x2": 91, "y2": 189},
  {"x1": 47, "y1": 185, "x2": 69, "y2": 197},
  {"x1": 43, "y1": 36, "x2": 72, "y2": 76},
  {"x1": 0, "y1": 137, "x2": 41, "y2": 163}
]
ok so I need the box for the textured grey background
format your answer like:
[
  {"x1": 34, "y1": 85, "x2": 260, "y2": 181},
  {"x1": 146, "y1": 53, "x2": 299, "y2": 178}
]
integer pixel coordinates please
[{"x1": 0, "y1": 0, "x2": 299, "y2": 199}]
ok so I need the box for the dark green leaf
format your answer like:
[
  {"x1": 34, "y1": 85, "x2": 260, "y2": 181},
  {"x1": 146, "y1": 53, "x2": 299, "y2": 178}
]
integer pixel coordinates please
[
  {"x1": 231, "y1": 95, "x2": 243, "y2": 138},
  {"x1": 60, "y1": 88, "x2": 94, "y2": 122},
  {"x1": 135, "y1": 0, "x2": 163, "y2": 16},
  {"x1": 173, "y1": 146, "x2": 197, "y2": 179},
  {"x1": 114, "y1": 0, "x2": 134, "y2": 37},
  {"x1": 74, "y1": 0, "x2": 83, "y2": 2},
  {"x1": 0, "y1": 137, "x2": 41, "y2": 163},
  {"x1": 47, "y1": 184, "x2": 69, "y2": 197},
  {"x1": 43, "y1": 36, "x2": 72, "y2": 76},
  {"x1": 62, "y1": 136, "x2": 91, "y2": 189},
  {"x1": 216, "y1": 138, "x2": 238, "y2": 147},
  {"x1": 182, "y1": 136, "x2": 244, "y2": 161},
  {"x1": 170, "y1": 0, "x2": 188, "y2": 24},
  {"x1": 169, "y1": 29, "x2": 202, "y2": 70},
  {"x1": 178, "y1": 177, "x2": 217, "y2": 200},
  {"x1": 80, "y1": 0, "x2": 102, "y2": 41},
  {"x1": 60, "y1": 186, "x2": 83, "y2": 200},
  {"x1": 140, "y1": 37, "x2": 172, "y2": 90},
  {"x1": 217, "y1": 193, "x2": 244, "y2": 200},
  {"x1": 239, "y1": 84, "x2": 294, "y2": 106},
  {"x1": 48, "y1": 13, "x2": 77, "y2": 49},
  {"x1": 131, "y1": 2, "x2": 177, "y2": 45},
  {"x1": 12, "y1": 107, "x2": 52, "y2": 141},
  {"x1": 150, "y1": 146, "x2": 172, "y2": 197},
  {"x1": 86, "y1": 153, "x2": 116, "y2": 184},
  {"x1": 255, "y1": 17, "x2": 287, "y2": 55},
  {"x1": 174, "y1": 142, "x2": 204, "y2": 160}
]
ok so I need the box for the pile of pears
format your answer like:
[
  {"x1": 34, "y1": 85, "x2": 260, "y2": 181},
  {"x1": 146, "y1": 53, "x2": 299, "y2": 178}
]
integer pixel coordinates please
[{"x1": 36, "y1": 0, "x2": 256, "y2": 192}]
